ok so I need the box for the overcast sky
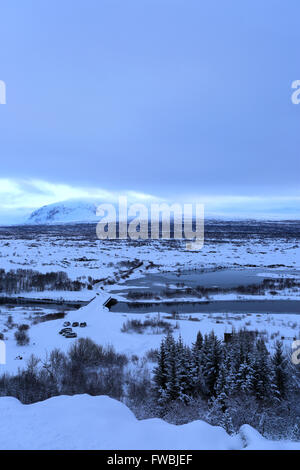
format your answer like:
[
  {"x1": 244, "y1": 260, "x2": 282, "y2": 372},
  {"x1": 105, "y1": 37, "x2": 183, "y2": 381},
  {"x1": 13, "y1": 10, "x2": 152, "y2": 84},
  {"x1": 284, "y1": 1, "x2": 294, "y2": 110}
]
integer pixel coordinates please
[{"x1": 0, "y1": 0, "x2": 300, "y2": 222}]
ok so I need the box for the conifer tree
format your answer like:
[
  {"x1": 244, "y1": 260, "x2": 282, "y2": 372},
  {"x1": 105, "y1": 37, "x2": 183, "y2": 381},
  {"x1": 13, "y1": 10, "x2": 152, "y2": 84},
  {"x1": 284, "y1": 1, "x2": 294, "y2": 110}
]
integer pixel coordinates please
[
  {"x1": 176, "y1": 336, "x2": 192, "y2": 403},
  {"x1": 272, "y1": 341, "x2": 288, "y2": 400},
  {"x1": 194, "y1": 331, "x2": 203, "y2": 351},
  {"x1": 252, "y1": 338, "x2": 272, "y2": 401},
  {"x1": 203, "y1": 331, "x2": 222, "y2": 396},
  {"x1": 165, "y1": 347, "x2": 179, "y2": 401},
  {"x1": 153, "y1": 339, "x2": 168, "y2": 399}
]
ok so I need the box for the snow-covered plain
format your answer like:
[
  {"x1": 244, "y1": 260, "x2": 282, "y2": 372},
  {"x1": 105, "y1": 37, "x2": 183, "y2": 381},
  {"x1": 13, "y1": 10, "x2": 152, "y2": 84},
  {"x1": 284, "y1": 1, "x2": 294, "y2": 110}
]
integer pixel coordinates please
[{"x1": 0, "y1": 231, "x2": 299, "y2": 280}]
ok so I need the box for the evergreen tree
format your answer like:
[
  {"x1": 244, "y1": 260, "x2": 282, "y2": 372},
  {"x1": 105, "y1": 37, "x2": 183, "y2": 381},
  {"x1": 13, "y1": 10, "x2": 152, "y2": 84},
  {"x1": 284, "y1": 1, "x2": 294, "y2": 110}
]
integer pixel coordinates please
[
  {"x1": 176, "y1": 336, "x2": 192, "y2": 403},
  {"x1": 203, "y1": 331, "x2": 222, "y2": 396},
  {"x1": 214, "y1": 349, "x2": 232, "y2": 403},
  {"x1": 235, "y1": 361, "x2": 255, "y2": 394},
  {"x1": 272, "y1": 341, "x2": 288, "y2": 400},
  {"x1": 190, "y1": 333, "x2": 206, "y2": 396},
  {"x1": 194, "y1": 331, "x2": 203, "y2": 351},
  {"x1": 252, "y1": 338, "x2": 272, "y2": 401},
  {"x1": 165, "y1": 339, "x2": 179, "y2": 401},
  {"x1": 153, "y1": 339, "x2": 168, "y2": 400},
  {"x1": 220, "y1": 409, "x2": 235, "y2": 435}
]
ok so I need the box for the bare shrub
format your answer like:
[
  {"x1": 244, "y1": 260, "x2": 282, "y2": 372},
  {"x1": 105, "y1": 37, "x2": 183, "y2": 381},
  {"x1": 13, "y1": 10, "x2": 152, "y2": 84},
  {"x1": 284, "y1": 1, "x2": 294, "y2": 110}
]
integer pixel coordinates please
[
  {"x1": 121, "y1": 317, "x2": 174, "y2": 335},
  {"x1": 18, "y1": 324, "x2": 30, "y2": 331},
  {"x1": 15, "y1": 327, "x2": 30, "y2": 346},
  {"x1": 68, "y1": 338, "x2": 128, "y2": 367}
]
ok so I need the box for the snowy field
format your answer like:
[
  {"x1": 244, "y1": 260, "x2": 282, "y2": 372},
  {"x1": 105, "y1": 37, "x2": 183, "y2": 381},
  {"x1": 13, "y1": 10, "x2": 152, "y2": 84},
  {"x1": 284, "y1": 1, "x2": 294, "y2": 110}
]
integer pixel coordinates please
[{"x1": 0, "y1": 231, "x2": 299, "y2": 281}]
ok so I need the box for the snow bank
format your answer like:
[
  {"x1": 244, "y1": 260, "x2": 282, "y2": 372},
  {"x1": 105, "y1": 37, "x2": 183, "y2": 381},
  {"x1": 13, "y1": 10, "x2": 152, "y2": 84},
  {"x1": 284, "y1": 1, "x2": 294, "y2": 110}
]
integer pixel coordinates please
[
  {"x1": 239, "y1": 425, "x2": 300, "y2": 450},
  {"x1": 0, "y1": 394, "x2": 241, "y2": 450},
  {"x1": 0, "y1": 394, "x2": 299, "y2": 450}
]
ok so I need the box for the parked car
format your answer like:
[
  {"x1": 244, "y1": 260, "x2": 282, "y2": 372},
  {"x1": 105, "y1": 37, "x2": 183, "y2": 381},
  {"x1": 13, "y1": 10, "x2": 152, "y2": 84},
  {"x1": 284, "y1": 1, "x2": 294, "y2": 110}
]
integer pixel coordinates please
[
  {"x1": 80, "y1": 322, "x2": 87, "y2": 327},
  {"x1": 65, "y1": 332, "x2": 77, "y2": 338},
  {"x1": 72, "y1": 322, "x2": 79, "y2": 327},
  {"x1": 59, "y1": 327, "x2": 72, "y2": 335},
  {"x1": 63, "y1": 321, "x2": 71, "y2": 327}
]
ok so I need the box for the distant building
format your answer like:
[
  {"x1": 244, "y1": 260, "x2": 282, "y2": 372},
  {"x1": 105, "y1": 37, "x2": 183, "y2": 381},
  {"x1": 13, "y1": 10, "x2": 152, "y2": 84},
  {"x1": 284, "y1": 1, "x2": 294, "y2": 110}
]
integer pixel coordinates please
[{"x1": 224, "y1": 332, "x2": 233, "y2": 343}]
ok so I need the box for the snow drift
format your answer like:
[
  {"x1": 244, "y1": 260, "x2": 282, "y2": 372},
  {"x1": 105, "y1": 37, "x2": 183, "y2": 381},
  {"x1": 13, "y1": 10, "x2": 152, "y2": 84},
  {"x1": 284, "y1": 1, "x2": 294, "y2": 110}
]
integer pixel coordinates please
[{"x1": 0, "y1": 394, "x2": 299, "y2": 450}]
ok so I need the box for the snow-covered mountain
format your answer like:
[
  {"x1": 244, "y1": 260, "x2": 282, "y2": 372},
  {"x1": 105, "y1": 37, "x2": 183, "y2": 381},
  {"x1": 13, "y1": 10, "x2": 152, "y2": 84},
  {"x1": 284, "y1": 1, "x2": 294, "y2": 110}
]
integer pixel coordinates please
[
  {"x1": 27, "y1": 199, "x2": 102, "y2": 224},
  {"x1": 26, "y1": 197, "x2": 159, "y2": 225}
]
